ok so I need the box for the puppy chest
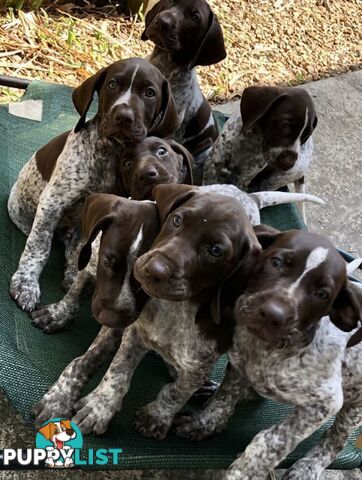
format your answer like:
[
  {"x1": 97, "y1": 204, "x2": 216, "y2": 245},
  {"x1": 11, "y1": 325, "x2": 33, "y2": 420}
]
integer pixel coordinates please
[{"x1": 137, "y1": 300, "x2": 214, "y2": 368}]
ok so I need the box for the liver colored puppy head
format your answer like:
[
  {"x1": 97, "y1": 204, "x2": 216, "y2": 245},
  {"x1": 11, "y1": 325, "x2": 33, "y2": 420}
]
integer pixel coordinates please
[
  {"x1": 72, "y1": 57, "x2": 178, "y2": 139},
  {"x1": 234, "y1": 226, "x2": 362, "y2": 347},
  {"x1": 134, "y1": 184, "x2": 260, "y2": 323},
  {"x1": 118, "y1": 137, "x2": 193, "y2": 200},
  {"x1": 142, "y1": 0, "x2": 226, "y2": 69},
  {"x1": 78, "y1": 193, "x2": 160, "y2": 328},
  {"x1": 240, "y1": 86, "x2": 318, "y2": 171}
]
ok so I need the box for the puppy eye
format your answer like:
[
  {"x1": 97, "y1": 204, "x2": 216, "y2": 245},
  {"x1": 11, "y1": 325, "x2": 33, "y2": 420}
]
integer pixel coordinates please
[
  {"x1": 108, "y1": 79, "x2": 117, "y2": 89},
  {"x1": 208, "y1": 244, "x2": 223, "y2": 257},
  {"x1": 315, "y1": 288, "x2": 329, "y2": 300},
  {"x1": 123, "y1": 159, "x2": 132, "y2": 168},
  {"x1": 191, "y1": 11, "x2": 200, "y2": 23},
  {"x1": 157, "y1": 146, "x2": 167, "y2": 156},
  {"x1": 145, "y1": 87, "x2": 156, "y2": 98},
  {"x1": 270, "y1": 257, "x2": 282, "y2": 268},
  {"x1": 172, "y1": 214, "x2": 182, "y2": 227},
  {"x1": 280, "y1": 120, "x2": 290, "y2": 129}
]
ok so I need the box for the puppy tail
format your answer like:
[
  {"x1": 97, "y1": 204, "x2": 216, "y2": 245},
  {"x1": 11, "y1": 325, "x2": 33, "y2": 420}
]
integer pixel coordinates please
[
  {"x1": 347, "y1": 258, "x2": 362, "y2": 276},
  {"x1": 250, "y1": 192, "x2": 325, "y2": 210}
]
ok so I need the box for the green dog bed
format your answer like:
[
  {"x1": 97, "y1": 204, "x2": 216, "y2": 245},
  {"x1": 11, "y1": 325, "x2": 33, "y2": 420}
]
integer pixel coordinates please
[{"x1": 0, "y1": 81, "x2": 361, "y2": 470}]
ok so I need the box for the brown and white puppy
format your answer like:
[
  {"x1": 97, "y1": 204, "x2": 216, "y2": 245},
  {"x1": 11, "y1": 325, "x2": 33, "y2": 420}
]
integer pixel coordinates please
[
  {"x1": 142, "y1": 0, "x2": 226, "y2": 183},
  {"x1": 31, "y1": 193, "x2": 160, "y2": 333},
  {"x1": 203, "y1": 86, "x2": 318, "y2": 196},
  {"x1": 38, "y1": 419, "x2": 76, "y2": 468},
  {"x1": 175, "y1": 227, "x2": 362, "y2": 480},
  {"x1": 33, "y1": 185, "x2": 260, "y2": 436},
  {"x1": 118, "y1": 137, "x2": 193, "y2": 199},
  {"x1": 8, "y1": 58, "x2": 178, "y2": 312}
]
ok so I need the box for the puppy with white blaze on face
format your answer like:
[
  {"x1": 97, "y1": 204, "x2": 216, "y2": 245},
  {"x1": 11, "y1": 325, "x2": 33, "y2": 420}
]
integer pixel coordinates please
[
  {"x1": 8, "y1": 57, "x2": 179, "y2": 313},
  {"x1": 34, "y1": 184, "x2": 261, "y2": 437},
  {"x1": 203, "y1": 85, "x2": 318, "y2": 198},
  {"x1": 175, "y1": 226, "x2": 362, "y2": 480}
]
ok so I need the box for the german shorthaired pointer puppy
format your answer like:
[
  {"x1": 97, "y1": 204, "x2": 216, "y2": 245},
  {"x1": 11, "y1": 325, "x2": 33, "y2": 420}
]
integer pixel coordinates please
[
  {"x1": 8, "y1": 58, "x2": 178, "y2": 312},
  {"x1": 33, "y1": 184, "x2": 261, "y2": 435},
  {"x1": 118, "y1": 136, "x2": 193, "y2": 199},
  {"x1": 30, "y1": 193, "x2": 160, "y2": 333},
  {"x1": 203, "y1": 86, "x2": 318, "y2": 196},
  {"x1": 175, "y1": 227, "x2": 362, "y2": 480},
  {"x1": 30, "y1": 181, "x2": 322, "y2": 334},
  {"x1": 142, "y1": 0, "x2": 226, "y2": 183}
]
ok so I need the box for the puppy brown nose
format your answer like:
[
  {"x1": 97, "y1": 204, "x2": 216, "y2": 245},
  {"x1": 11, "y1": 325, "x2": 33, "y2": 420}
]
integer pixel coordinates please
[
  {"x1": 137, "y1": 166, "x2": 159, "y2": 183},
  {"x1": 259, "y1": 301, "x2": 290, "y2": 328},
  {"x1": 276, "y1": 151, "x2": 298, "y2": 171},
  {"x1": 157, "y1": 14, "x2": 173, "y2": 32},
  {"x1": 113, "y1": 107, "x2": 134, "y2": 125},
  {"x1": 146, "y1": 258, "x2": 170, "y2": 283}
]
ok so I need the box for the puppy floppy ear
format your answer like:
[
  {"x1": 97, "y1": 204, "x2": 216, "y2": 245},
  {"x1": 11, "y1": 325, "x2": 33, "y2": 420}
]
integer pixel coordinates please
[
  {"x1": 168, "y1": 139, "x2": 193, "y2": 185},
  {"x1": 60, "y1": 420, "x2": 72, "y2": 430},
  {"x1": 253, "y1": 224, "x2": 281, "y2": 249},
  {"x1": 152, "y1": 183, "x2": 198, "y2": 224},
  {"x1": 72, "y1": 67, "x2": 107, "y2": 133},
  {"x1": 211, "y1": 226, "x2": 261, "y2": 325},
  {"x1": 189, "y1": 10, "x2": 226, "y2": 69},
  {"x1": 38, "y1": 423, "x2": 54, "y2": 440},
  {"x1": 148, "y1": 80, "x2": 180, "y2": 137},
  {"x1": 78, "y1": 194, "x2": 124, "y2": 270},
  {"x1": 240, "y1": 86, "x2": 286, "y2": 134},
  {"x1": 141, "y1": 0, "x2": 164, "y2": 41},
  {"x1": 329, "y1": 282, "x2": 362, "y2": 344}
]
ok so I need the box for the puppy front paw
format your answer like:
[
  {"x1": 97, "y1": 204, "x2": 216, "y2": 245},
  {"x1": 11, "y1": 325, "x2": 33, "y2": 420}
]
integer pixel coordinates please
[
  {"x1": 174, "y1": 411, "x2": 225, "y2": 441},
  {"x1": 33, "y1": 385, "x2": 77, "y2": 428},
  {"x1": 30, "y1": 302, "x2": 75, "y2": 333},
  {"x1": 10, "y1": 273, "x2": 40, "y2": 312},
  {"x1": 134, "y1": 403, "x2": 173, "y2": 440},
  {"x1": 72, "y1": 392, "x2": 118, "y2": 435}
]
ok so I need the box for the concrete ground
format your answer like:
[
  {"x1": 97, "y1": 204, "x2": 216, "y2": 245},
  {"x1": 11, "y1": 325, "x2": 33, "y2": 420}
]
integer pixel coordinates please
[{"x1": 0, "y1": 71, "x2": 361, "y2": 478}]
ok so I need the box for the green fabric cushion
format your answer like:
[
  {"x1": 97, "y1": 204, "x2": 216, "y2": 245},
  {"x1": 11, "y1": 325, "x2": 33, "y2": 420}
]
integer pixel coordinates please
[{"x1": 0, "y1": 81, "x2": 360, "y2": 470}]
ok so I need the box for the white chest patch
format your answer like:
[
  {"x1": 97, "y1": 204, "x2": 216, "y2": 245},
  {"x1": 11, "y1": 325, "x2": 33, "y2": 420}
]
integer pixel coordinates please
[
  {"x1": 115, "y1": 224, "x2": 144, "y2": 309},
  {"x1": 288, "y1": 246, "x2": 329, "y2": 293},
  {"x1": 112, "y1": 65, "x2": 139, "y2": 109}
]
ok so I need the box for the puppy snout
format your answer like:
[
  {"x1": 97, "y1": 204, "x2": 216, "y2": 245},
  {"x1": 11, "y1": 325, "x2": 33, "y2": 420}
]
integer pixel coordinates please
[
  {"x1": 275, "y1": 150, "x2": 298, "y2": 171},
  {"x1": 259, "y1": 301, "x2": 289, "y2": 328},
  {"x1": 66, "y1": 428, "x2": 74, "y2": 436},
  {"x1": 145, "y1": 258, "x2": 171, "y2": 283},
  {"x1": 137, "y1": 165, "x2": 159, "y2": 183},
  {"x1": 157, "y1": 13, "x2": 175, "y2": 33},
  {"x1": 259, "y1": 300, "x2": 294, "y2": 328},
  {"x1": 113, "y1": 106, "x2": 134, "y2": 125}
]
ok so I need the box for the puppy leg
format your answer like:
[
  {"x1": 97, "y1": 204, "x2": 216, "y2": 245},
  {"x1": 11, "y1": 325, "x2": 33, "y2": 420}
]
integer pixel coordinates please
[
  {"x1": 10, "y1": 177, "x2": 82, "y2": 312},
  {"x1": 134, "y1": 365, "x2": 216, "y2": 441},
  {"x1": 175, "y1": 363, "x2": 256, "y2": 441},
  {"x1": 30, "y1": 269, "x2": 91, "y2": 333},
  {"x1": 224, "y1": 399, "x2": 343, "y2": 480},
  {"x1": 62, "y1": 228, "x2": 82, "y2": 291},
  {"x1": 33, "y1": 326, "x2": 123, "y2": 426},
  {"x1": 283, "y1": 404, "x2": 362, "y2": 480},
  {"x1": 72, "y1": 325, "x2": 147, "y2": 435}
]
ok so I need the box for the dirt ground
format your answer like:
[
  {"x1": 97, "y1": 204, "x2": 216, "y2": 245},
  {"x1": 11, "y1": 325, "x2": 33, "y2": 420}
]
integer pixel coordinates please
[{"x1": 0, "y1": 0, "x2": 361, "y2": 103}]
